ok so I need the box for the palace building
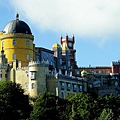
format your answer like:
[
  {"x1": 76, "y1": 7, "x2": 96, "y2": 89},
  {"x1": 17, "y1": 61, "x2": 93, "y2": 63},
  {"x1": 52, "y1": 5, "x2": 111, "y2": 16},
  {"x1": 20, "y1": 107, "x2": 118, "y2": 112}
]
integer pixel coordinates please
[{"x1": 0, "y1": 13, "x2": 120, "y2": 98}]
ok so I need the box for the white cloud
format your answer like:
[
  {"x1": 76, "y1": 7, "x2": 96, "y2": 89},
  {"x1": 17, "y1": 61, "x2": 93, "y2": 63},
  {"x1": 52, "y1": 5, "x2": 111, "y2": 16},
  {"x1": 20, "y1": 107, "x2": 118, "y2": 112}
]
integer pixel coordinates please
[{"x1": 10, "y1": 0, "x2": 120, "y2": 41}]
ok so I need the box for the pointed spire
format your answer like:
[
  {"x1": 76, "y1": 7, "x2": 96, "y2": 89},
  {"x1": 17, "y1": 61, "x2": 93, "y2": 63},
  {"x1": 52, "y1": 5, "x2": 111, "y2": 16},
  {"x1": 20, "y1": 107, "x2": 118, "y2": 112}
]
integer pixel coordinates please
[{"x1": 16, "y1": 13, "x2": 19, "y2": 20}]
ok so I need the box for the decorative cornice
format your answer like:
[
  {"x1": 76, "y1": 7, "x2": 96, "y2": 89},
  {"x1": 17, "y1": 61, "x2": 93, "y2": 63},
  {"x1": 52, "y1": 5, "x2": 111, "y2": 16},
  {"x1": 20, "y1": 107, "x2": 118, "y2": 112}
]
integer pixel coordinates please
[{"x1": 0, "y1": 33, "x2": 34, "y2": 40}]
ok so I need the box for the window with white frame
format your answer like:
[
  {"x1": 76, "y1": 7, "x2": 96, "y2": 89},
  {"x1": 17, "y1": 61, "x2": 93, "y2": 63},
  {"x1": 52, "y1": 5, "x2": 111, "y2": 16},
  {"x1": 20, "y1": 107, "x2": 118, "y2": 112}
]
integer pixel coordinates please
[
  {"x1": 30, "y1": 71, "x2": 36, "y2": 80},
  {"x1": 13, "y1": 40, "x2": 16, "y2": 46},
  {"x1": 26, "y1": 54, "x2": 30, "y2": 60},
  {"x1": 13, "y1": 54, "x2": 16, "y2": 60}
]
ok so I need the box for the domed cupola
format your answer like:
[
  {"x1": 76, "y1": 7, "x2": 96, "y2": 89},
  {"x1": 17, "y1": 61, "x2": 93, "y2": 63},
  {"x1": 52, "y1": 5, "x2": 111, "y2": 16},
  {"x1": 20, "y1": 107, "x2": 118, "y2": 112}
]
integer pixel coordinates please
[
  {"x1": 0, "y1": 13, "x2": 35, "y2": 67},
  {"x1": 3, "y1": 13, "x2": 32, "y2": 34}
]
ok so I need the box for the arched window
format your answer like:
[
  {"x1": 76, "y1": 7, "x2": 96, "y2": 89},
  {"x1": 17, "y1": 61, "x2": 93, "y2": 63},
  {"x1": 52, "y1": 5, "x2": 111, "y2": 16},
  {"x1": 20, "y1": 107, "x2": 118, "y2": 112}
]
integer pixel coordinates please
[
  {"x1": 13, "y1": 40, "x2": 16, "y2": 45},
  {"x1": 26, "y1": 40, "x2": 30, "y2": 46},
  {"x1": 26, "y1": 54, "x2": 30, "y2": 60},
  {"x1": 13, "y1": 54, "x2": 16, "y2": 60}
]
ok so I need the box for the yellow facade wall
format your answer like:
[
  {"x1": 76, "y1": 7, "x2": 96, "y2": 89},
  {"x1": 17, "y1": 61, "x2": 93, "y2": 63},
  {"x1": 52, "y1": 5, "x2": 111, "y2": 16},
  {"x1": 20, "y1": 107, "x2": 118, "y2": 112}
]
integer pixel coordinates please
[{"x1": 0, "y1": 33, "x2": 34, "y2": 66}]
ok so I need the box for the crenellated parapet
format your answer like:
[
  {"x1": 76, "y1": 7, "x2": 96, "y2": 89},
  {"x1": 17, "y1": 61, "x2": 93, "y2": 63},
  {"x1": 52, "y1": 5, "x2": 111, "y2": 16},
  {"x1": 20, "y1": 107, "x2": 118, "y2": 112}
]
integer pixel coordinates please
[{"x1": 28, "y1": 61, "x2": 49, "y2": 67}]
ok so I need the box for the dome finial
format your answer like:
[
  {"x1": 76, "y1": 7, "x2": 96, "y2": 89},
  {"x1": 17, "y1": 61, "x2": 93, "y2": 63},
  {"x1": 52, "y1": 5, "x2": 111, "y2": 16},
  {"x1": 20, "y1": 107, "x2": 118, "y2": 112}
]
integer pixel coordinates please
[{"x1": 16, "y1": 13, "x2": 19, "y2": 20}]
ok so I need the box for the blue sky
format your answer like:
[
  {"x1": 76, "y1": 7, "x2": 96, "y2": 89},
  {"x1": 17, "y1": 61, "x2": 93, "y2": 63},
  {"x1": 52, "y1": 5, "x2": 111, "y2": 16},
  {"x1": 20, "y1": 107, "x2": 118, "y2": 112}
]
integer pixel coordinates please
[{"x1": 0, "y1": 0, "x2": 120, "y2": 67}]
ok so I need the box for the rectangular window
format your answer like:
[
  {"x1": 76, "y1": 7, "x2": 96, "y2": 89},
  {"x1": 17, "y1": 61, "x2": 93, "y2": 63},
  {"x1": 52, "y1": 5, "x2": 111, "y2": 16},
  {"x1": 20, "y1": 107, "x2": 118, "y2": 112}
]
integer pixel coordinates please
[
  {"x1": 26, "y1": 54, "x2": 30, "y2": 60},
  {"x1": 67, "y1": 83, "x2": 71, "y2": 91},
  {"x1": 73, "y1": 84, "x2": 77, "y2": 92},
  {"x1": 26, "y1": 40, "x2": 30, "y2": 46},
  {"x1": 31, "y1": 83, "x2": 35, "y2": 89},
  {"x1": 68, "y1": 42, "x2": 72, "y2": 47},
  {"x1": 79, "y1": 85, "x2": 82, "y2": 92},
  {"x1": 61, "y1": 82, "x2": 65, "y2": 90},
  {"x1": 31, "y1": 71, "x2": 36, "y2": 80},
  {"x1": 13, "y1": 54, "x2": 16, "y2": 60},
  {"x1": 13, "y1": 40, "x2": 16, "y2": 45},
  {"x1": 5, "y1": 74, "x2": 7, "y2": 78}
]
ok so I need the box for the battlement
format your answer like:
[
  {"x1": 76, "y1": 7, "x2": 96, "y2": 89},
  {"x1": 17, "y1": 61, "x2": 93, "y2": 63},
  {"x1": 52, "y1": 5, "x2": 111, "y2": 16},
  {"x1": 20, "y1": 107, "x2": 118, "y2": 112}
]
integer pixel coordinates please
[
  {"x1": 111, "y1": 61, "x2": 120, "y2": 66},
  {"x1": 28, "y1": 61, "x2": 49, "y2": 67}
]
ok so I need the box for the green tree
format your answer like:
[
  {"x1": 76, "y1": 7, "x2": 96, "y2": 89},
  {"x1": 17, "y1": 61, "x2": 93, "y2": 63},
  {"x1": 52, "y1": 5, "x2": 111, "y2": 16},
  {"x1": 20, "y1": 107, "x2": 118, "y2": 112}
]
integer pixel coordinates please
[
  {"x1": 97, "y1": 108, "x2": 114, "y2": 120},
  {"x1": 0, "y1": 80, "x2": 32, "y2": 120},
  {"x1": 56, "y1": 97, "x2": 72, "y2": 120},
  {"x1": 30, "y1": 92, "x2": 58, "y2": 120},
  {"x1": 30, "y1": 92, "x2": 71, "y2": 120},
  {"x1": 68, "y1": 93, "x2": 95, "y2": 120},
  {"x1": 93, "y1": 95, "x2": 120, "y2": 120}
]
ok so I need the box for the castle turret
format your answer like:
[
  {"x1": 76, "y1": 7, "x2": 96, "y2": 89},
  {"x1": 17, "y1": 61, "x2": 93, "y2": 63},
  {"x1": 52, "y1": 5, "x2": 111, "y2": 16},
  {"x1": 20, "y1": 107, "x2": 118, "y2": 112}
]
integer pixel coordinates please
[
  {"x1": 0, "y1": 13, "x2": 35, "y2": 66},
  {"x1": 28, "y1": 61, "x2": 49, "y2": 97},
  {"x1": 52, "y1": 43, "x2": 62, "y2": 72},
  {"x1": 60, "y1": 34, "x2": 77, "y2": 69}
]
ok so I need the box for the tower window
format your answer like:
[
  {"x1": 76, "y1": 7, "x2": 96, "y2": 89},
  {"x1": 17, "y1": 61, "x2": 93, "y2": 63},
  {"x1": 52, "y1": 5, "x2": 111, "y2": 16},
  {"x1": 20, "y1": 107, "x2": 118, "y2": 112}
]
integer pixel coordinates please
[
  {"x1": 30, "y1": 71, "x2": 36, "y2": 80},
  {"x1": 26, "y1": 54, "x2": 30, "y2": 60},
  {"x1": 31, "y1": 83, "x2": 35, "y2": 89},
  {"x1": 13, "y1": 40, "x2": 16, "y2": 45},
  {"x1": 2, "y1": 41, "x2": 4, "y2": 48},
  {"x1": 26, "y1": 40, "x2": 30, "y2": 46},
  {"x1": 68, "y1": 42, "x2": 72, "y2": 47},
  {"x1": 13, "y1": 54, "x2": 16, "y2": 60}
]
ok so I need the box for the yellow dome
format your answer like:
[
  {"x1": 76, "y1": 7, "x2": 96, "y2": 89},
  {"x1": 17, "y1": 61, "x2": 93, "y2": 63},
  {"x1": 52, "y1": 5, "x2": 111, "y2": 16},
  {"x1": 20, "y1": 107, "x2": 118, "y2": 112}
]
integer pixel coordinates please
[
  {"x1": 52, "y1": 43, "x2": 61, "y2": 48},
  {"x1": 62, "y1": 46, "x2": 69, "y2": 50},
  {"x1": 81, "y1": 70, "x2": 87, "y2": 76}
]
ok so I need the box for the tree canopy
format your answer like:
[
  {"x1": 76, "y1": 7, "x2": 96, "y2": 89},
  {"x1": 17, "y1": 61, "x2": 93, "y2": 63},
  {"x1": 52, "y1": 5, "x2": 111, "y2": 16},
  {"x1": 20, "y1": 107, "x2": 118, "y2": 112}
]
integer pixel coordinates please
[
  {"x1": 0, "y1": 80, "x2": 32, "y2": 120},
  {"x1": 30, "y1": 92, "x2": 71, "y2": 120},
  {"x1": 1, "y1": 80, "x2": 120, "y2": 120}
]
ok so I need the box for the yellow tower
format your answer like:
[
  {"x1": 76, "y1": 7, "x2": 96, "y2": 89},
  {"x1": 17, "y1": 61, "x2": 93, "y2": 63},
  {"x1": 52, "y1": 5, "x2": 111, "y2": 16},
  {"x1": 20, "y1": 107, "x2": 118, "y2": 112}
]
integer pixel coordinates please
[{"x1": 0, "y1": 13, "x2": 35, "y2": 66}]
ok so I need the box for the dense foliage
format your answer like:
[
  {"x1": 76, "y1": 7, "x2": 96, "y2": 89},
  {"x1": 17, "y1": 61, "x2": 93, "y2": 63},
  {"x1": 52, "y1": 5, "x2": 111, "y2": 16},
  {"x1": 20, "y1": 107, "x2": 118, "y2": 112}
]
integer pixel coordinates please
[
  {"x1": 0, "y1": 80, "x2": 32, "y2": 120},
  {"x1": 1, "y1": 80, "x2": 120, "y2": 120},
  {"x1": 30, "y1": 92, "x2": 120, "y2": 120},
  {"x1": 30, "y1": 92, "x2": 71, "y2": 120}
]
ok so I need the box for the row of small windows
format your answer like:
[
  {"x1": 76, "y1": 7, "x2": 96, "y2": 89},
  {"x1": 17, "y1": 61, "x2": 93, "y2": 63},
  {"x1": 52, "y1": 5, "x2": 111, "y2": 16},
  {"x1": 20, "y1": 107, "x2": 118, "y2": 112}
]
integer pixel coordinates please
[
  {"x1": 2, "y1": 40, "x2": 30, "y2": 47},
  {"x1": 61, "y1": 82, "x2": 83, "y2": 92},
  {"x1": 0, "y1": 74, "x2": 7, "y2": 79},
  {"x1": 13, "y1": 54, "x2": 30, "y2": 60},
  {"x1": 25, "y1": 82, "x2": 35, "y2": 89}
]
